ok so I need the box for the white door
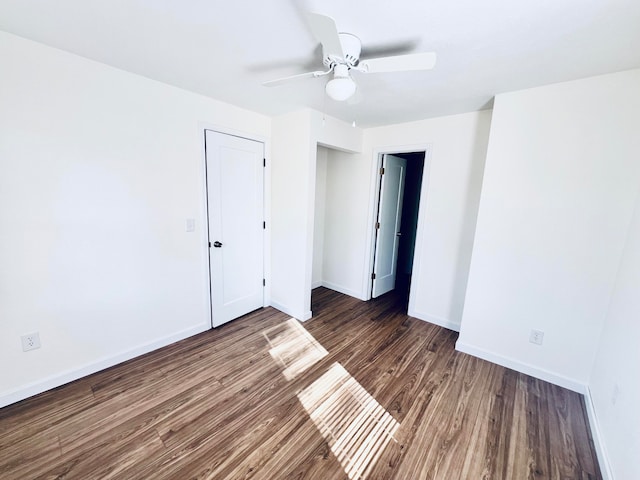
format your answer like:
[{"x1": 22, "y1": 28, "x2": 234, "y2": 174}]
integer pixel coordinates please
[
  {"x1": 205, "y1": 130, "x2": 264, "y2": 327},
  {"x1": 372, "y1": 154, "x2": 407, "y2": 298}
]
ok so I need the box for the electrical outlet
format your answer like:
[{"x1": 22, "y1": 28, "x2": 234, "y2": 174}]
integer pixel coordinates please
[
  {"x1": 21, "y1": 332, "x2": 41, "y2": 352},
  {"x1": 529, "y1": 329, "x2": 544, "y2": 345}
]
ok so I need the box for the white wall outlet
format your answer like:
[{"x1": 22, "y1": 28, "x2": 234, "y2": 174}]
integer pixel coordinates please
[
  {"x1": 185, "y1": 218, "x2": 196, "y2": 232},
  {"x1": 21, "y1": 332, "x2": 41, "y2": 351},
  {"x1": 529, "y1": 329, "x2": 544, "y2": 345}
]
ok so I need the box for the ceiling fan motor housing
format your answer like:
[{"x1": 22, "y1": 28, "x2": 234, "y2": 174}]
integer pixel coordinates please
[{"x1": 323, "y1": 33, "x2": 362, "y2": 68}]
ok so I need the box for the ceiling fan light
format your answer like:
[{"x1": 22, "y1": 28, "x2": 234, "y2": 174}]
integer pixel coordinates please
[{"x1": 325, "y1": 76, "x2": 357, "y2": 101}]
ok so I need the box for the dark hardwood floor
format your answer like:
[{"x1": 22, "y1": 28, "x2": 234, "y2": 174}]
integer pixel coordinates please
[{"x1": 0, "y1": 287, "x2": 601, "y2": 479}]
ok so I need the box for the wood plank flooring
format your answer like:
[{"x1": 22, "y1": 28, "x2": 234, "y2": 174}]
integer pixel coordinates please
[{"x1": 0, "y1": 287, "x2": 602, "y2": 479}]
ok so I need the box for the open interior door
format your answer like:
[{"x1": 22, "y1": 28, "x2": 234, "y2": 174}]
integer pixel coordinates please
[{"x1": 372, "y1": 154, "x2": 407, "y2": 298}]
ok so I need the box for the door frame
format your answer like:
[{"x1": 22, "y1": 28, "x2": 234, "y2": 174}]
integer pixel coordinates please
[
  {"x1": 364, "y1": 144, "x2": 432, "y2": 310},
  {"x1": 199, "y1": 123, "x2": 270, "y2": 328}
]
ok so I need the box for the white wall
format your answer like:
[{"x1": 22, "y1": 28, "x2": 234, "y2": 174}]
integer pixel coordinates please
[
  {"x1": 589, "y1": 186, "x2": 640, "y2": 480},
  {"x1": 312, "y1": 146, "x2": 328, "y2": 288},
  {"x1": 457, "y1": 69, "x2": 640, "y2": 391},
  {"x1": 270, "y1": 109, "x2": 362, "y2": 320},
  {"x1": 270, "y1": 110, "x2": 314, "y2": 320},
  {"x1": 317, "y1": 111, "x2": 492, "y2": 330},
  {"x1": 314, "y1": 112, "x2": 363, "y2": 154},
  {"x1": 320, "y1": 148, "x2": 368, "y2": 298},
  {"x1": 0, "y1": 32, "x2": 271, "y2": 407},
  {"x1": 311, "y1": 144, "x2": 365, "y2": 299}
]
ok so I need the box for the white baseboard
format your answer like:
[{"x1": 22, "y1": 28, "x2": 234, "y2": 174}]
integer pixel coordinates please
[
  {"x1": 269, "y1": 300, "x2": 312, "y2": 322},
  {"x1": 0, "y1": 324, "x2": 210, "y2": 409},
  {"x1": 456, "y1": 341, "x2": 611, "y2": 478},
  {"x1": 320, "y1": 281, "x2": 367, "y2": 301},
  {"x1": 311, "y1": 280, "x2": 323, "y2": 289},
  {"x1": 455, "y1": 341, "x2": 587, "y2": 394},
  {"x1": 408, "y1": 309, "x2": 460, "y2": 332},
  {"x1": 583, "y1": 387, "x2": 614, "y2": 480}
]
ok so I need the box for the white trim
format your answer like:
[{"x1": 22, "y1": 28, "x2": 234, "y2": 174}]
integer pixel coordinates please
[
  {"x1": 455, "y1": 340, "x2": 588, "y2": 394},
  {"x1": 583, "y1": 387, "x2": 614, "y2": 480},
  {"x1": 455, "y1": 341, "x2": 612, "y2": 478},
  {"x1": 311, "y1": 280, "x2": 323, "y2": 289},
  {"x1": 263, "y1": 139, "x2": 272, "y2": 308},
  {"x1": 269, "y1": 300, "x2": 312, "y2": 322},
  {"x1": 406, "y1": 148, "x2": 433, "y2": 314},
  {"x1": 198, "y1": 124, "x2": 214, "y2": 328},
  {"x1": 0, "y1": 324, "x2": 209, "y2": 409},
  {"x1": 320, "y1": 281, "x2": 367, "y2": 301},
  {"x1": 305, "y1": 143, "x2": 319, "y2": 323},
  {"x1": 197, "y1": 122, "x2": 268, "y2": 146},
  {"x1": 408, "y1": 308, "x2": 460, "y2": 332}
]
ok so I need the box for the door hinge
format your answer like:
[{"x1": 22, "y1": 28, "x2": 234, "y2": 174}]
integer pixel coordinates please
[
  {"x1": 380, "y1": 167, "x2": 385, "y2": 175},
  {"x1": 371, "y1": 272, "x2": 376, "y2": 280},
  {"x1": 263, "y1": 278, "x2": 266, "y2": 286},
  {"x1": 263, "y1": 158, "x2": 266, "y2": 167},
  {"x1": 263, "y1": 221, "x2": 266, "y2": 229},
  {"x1": 208, "y1": 241, "x2": 211, "y2": 248},
  {"x1": 376, "y1": 222, "x2": 380, "y2": 230}
]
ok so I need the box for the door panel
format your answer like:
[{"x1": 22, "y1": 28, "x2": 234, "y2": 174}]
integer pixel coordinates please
[
  {"x1": 372, "y1": 154, "x2": 407, "y2": 298},
  {"x1": 205, "y1": 131, "x2": 264, "y2": 327}
]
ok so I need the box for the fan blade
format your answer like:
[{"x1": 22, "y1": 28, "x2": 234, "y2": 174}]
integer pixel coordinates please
[
  {"x1": 307, "y1": 12, "x2": 344, "y2": 61},
  {"x1": 359, "y1": 52, "x2": 437, "y2": 73},
  {"x1": 360, "y1": 39, "x2": 418, "y2": 59},
  {"x1": 248, "y1": 45, "x2": 324, "y2": 74},
  {"x1": 262, "y1": 70, "x2": 328, "y2": 87}
]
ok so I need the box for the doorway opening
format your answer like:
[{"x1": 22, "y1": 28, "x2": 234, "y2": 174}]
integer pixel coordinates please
[{"x1": 371, "y1": 151, "x2": 425, "y2": 309}]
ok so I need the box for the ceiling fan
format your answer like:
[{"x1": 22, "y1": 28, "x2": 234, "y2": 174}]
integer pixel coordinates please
[{"x1": 263, "y1": 13, "x2": 437, "y2": 102}]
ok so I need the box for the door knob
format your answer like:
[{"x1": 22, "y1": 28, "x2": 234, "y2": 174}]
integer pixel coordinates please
[{"x1": 213, "y1": 241, "x2": 223, "y2": 248}]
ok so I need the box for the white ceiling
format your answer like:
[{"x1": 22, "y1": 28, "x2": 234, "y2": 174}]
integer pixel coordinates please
[{"x1": 1, "y1": 0, "x2": 639, "y2": 127}]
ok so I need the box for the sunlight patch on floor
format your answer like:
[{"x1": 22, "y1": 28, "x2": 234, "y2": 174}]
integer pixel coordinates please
[
  {"x1": 262, "y1": 318, "x2": 329, "y2": 381},
  {"x1": 297, "y1": 363, "x2": 399, "y2": 480}
]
